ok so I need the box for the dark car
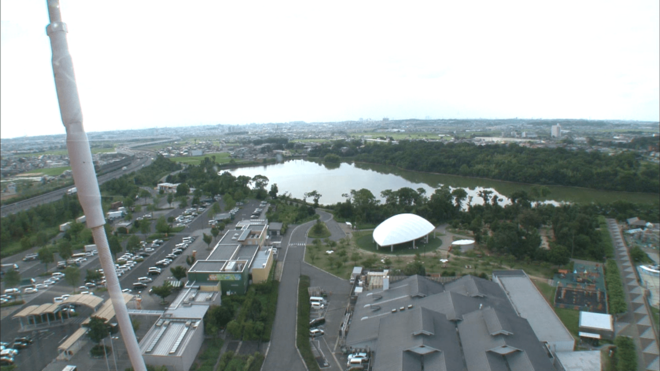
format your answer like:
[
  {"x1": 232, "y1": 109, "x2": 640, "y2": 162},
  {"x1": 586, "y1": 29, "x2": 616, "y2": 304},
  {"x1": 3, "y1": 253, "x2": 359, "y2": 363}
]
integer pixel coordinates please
[
  {"x1": 14, "y1": 336, "x2": 32, "y2": 344},
  {"x1": 11, "y1": 342, "x2": 28, "y2": 349},
  {"x1": 310, "y1": 317, "x2": 326, "y2": 327}
]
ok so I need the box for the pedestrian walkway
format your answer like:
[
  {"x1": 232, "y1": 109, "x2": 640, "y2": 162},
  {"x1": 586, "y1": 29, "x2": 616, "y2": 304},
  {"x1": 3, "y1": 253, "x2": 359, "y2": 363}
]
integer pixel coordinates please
[
  {"x1": 288, "y1": 242, "x2": 307, "y2": 248},
  {"x1": 607, "y1": 218, "x2": 659, "y2": 370}
]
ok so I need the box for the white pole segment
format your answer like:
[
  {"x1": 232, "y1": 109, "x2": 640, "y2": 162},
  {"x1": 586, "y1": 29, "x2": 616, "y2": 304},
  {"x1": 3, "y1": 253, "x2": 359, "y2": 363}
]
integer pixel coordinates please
[{"x1": 45, "y1": 1, "x2": 146, "y2": 370}]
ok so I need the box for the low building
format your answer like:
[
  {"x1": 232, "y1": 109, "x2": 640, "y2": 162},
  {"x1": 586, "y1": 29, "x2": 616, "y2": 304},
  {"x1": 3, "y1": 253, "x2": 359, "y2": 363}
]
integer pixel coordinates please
[
  {"x1": 157, "y1": 182, "x2": 180, "y2": 193},
  {"x1": 579, "y1": 311, "x2": 614, "y2": 341},
  {"x1": 346, "y1": 274, "x2": 560, "y2": 371},
  {"x1": 187, "y1": 220, "x2": 269, "y2": 295},
  {"x1": 139, "y1": 287, "x2": 218, "y2": 371},
  {"x1": 492, "y1": 270, "x2": 576, "y2": 352}
]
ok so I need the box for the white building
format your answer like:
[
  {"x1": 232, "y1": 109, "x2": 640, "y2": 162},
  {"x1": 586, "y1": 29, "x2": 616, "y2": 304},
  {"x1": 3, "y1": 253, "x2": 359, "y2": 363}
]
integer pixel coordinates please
[{"x1": 551, "y1": 124, "x2": 562, "y2": 138}]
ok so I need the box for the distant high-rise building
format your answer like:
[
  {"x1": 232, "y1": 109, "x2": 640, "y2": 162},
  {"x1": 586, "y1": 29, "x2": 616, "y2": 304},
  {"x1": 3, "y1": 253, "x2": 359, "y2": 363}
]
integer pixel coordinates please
[{"x1": 551, "y1": 124, "x2": 562, "y2": 138}]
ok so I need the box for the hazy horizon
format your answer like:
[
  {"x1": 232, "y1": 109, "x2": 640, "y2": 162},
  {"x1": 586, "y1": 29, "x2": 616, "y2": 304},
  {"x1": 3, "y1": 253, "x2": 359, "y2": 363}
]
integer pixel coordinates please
[{"x1": 2, "y1": 0, "x2": 658, "y2": 139}]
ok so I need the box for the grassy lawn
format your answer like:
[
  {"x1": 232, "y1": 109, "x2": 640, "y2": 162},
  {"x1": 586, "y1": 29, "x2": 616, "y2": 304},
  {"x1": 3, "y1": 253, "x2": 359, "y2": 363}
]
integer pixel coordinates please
[
  {"x1": 26, "y1": 166, "x2": 71, "y2": 176},
  {"x1": 307, "y1": 221, "x2": 331, "y2": 239},
  {"x1": 20, "y1": 147, "x2": 115, "y2": 157}
]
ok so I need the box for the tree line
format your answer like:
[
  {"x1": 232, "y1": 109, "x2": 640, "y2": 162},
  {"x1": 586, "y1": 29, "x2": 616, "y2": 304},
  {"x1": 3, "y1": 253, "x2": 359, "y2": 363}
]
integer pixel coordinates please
[
  {"x1": 330, "y1": 185, "x2": 655, "y2": 264},
  {"x1": 309, "y1": 140, "x2": 659, "y2": 193}
]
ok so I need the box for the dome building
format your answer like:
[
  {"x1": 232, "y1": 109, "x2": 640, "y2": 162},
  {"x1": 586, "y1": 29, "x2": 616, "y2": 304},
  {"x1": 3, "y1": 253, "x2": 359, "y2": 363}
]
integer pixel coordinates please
[{"x1": 372, "y1": 213, "x2": 435, "y2": 252}]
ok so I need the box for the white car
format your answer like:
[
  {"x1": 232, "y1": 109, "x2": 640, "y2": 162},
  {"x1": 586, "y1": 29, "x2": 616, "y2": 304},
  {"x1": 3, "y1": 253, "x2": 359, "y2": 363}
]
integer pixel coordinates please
[
  {"x1": 309, "y1": 329, "x2": 324, "y2": 337},
  {"x1": 52, "y1": 272, "x2": 65, "y2": 278},
  {"x1": 80, "y1": 291, "x2": 94, "y2": 295},
  {"x1": 23, "y1": 288, "x2": 38, "y2": 294},
  {"x1": 44, "y1": 278, "x2": 56, "y2": 285}
]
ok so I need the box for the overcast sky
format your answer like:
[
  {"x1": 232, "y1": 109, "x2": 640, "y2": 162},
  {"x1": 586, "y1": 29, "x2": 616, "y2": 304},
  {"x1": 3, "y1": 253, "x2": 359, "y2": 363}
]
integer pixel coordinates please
[{"x1": 1, "y1": 0, "x2": 658, "y2": 139}]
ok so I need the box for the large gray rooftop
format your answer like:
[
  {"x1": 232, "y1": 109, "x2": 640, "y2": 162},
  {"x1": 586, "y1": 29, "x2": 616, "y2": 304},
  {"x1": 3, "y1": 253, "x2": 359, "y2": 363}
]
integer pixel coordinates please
[
  {"x1": 493, "y1": 271, "x2": 575, "y2": 351},
  {"x1": 347, "y1": 275, "x2": 559, "y2": 371}
]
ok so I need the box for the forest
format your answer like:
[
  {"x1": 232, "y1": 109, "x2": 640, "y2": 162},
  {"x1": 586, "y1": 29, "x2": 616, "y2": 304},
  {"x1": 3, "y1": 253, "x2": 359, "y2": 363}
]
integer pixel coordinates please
[{"x1": 309, "y1": 140, "x2": 659, "y2": 193}]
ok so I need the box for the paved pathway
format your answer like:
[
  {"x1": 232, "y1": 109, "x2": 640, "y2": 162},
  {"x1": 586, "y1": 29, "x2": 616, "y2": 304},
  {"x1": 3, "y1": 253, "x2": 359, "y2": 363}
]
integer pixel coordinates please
[
  {"x1": 607, "y1": 218, "x2": 659, "y2": 371},
  {"x1": 317, "y1": 209, "x2": 346, "y2": 242},
  {"x1": 262, "y1": 219, "x2": 317, "y2": 371}
]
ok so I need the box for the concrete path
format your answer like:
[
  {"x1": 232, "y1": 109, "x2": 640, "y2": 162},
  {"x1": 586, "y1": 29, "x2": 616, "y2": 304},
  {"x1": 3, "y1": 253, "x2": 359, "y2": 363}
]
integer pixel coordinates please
[
  {"x1": 607, "y1": 218, "x2": 659, "y2": 371},
  {"x1": 262, "y1": 219, "x2": 318, "y2": 371}
]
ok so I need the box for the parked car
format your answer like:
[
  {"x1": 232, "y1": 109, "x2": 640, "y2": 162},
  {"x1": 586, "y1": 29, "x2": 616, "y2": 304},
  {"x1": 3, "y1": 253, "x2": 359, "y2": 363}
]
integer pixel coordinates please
[
  {"x1": 309, "y1": 328, "x2": 324, "y2": 337},
  {"x1": 11, "y1": 342, "x2": 28, "y2": 349},
  {"x1": 14, "y1": 336, "x2": 32, "y2": 344},
  {"x1": 133, "y1": 282, "x2": 148, "y2": 289}
]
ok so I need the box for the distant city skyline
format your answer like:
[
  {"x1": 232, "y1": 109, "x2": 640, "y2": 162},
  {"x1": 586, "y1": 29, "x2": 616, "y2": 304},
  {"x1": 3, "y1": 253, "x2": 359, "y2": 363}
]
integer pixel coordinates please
[{"x1": 2, "y1": 0, "x2": 658, "y2": 139}]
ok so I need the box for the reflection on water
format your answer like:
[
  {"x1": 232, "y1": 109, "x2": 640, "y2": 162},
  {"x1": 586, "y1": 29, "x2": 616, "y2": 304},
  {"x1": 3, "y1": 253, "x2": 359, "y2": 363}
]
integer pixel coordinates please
[
  {"x1": 227, "y1": 159, "x2": 655, "y2": 206},
  {"x1": 228, "y1": 160, "x2": 550, "y2": 207}
]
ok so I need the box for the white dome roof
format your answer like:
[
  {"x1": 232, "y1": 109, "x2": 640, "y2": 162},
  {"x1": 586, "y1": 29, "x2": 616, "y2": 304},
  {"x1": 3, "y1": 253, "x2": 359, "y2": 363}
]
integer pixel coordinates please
[{"x1": 372, "y1": 213, "x2": 435, "y2": 246}]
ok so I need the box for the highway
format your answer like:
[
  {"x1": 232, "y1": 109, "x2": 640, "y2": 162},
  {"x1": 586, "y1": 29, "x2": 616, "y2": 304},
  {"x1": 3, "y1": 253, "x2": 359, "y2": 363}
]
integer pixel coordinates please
[{"x1": 0, "y1": 150, "x2": 152, "y2": 218}]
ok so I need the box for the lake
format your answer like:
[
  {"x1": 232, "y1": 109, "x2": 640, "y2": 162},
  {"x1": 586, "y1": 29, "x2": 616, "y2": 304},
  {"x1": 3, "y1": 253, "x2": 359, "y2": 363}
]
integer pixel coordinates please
[{"x1": 227, "y1": 159, "x2": 657, "y2": 206}]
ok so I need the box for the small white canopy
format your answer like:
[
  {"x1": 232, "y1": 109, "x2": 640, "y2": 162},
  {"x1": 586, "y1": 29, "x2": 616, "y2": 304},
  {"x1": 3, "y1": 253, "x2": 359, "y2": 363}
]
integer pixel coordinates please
[{"x1": 373, "y1": 213, "x2": 435, "y2": 247}]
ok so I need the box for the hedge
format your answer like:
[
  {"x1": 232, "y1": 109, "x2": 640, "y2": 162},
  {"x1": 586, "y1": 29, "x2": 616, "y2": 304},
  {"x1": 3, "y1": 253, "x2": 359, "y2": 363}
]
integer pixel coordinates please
[
  {"x1": 297, "y1": 275, "x2": 320, "y2": 371},
  {"x1": 614, "y1": 336, "x2": 637, "y2": 371},
  {"x1": 605, "y1": 260, "x2": 627, "y2": 315}
]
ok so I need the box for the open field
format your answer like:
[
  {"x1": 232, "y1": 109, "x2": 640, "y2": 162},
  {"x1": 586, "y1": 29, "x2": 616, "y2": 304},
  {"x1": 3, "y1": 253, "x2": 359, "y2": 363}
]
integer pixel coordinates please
[
  {"x1": 169, "y1": 153, "x2": 233, "y2": 165},
  {"x1": 17, "y1": 147, "x2": 116, "y2": 157},
  {"x1": 26, "y1": 167, "x2": 71, "y2": 176}
]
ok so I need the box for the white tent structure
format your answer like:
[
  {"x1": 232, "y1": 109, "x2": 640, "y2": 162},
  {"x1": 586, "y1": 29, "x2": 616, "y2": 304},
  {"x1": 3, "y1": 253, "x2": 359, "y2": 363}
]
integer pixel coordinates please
[{"x1": 373, "y1": 214, "x2": 435, "y2": 251}]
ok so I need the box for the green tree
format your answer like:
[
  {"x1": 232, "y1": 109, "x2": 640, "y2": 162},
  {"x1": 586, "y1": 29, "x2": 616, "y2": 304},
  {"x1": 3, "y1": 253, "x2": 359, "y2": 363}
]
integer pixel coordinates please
[
  {"x1": 139, "y1": 220, "x2": 151, "y2": 235},
  {"x1": 139, "y1": 189, "x2": 151, "y2": 205},
  {"x1": 178, "y1": 197, "x2": 188, "y2": 209},
  {"x1": 350, "y1": 252, "x2": 360, "y2": 266},
  {"x1": 58, "y1": 239, "x2": 73, "y2": 261},
  {"x1": 109, "y1": 235, "x2": 123, "y2": 258},
  {"x1": 3, "y1": 270, "x2": 21, "y2": 289},
  {"x1": 87, "y1": 316, "x2": 109, "y2": 344},
  {"x1": 402, "y1": 261, "x2": 426, "y2": 276},
  {"x1": 210, "y1": 202, "x2": 221, "y2": 216},
  {"x1": 64, "y1": 266, "x2": 81, "y2": 292},
  {"x1": 152, "y1": 282, "x2": 172, "y2": 304},
  {"x1": 126, "y1": 235, "x2": 141, "y2": 254},
  {"x1": 269, "y1": 183, "x2": 279, "y2": 199},
  {"x1": 203, "y1": 233, "x2": 213, "y2": 249},
  {"x1": 167, "y1": 193, "x2": 174, "y2": 207},
  {"x1": 155, "y1": 216, "x2": 171, "y2": 235},
  {"x1": 20, "y1": 236, "x2": 32, "y2": 251},
  {"x1": 211, "y1": 227, "x2": 220, "y2": 241},
  {"x1": 186, "y1": 255, "x2": 196, "y2": 266},
  {"x1": 176, "y1": 183, "x2": 190, "y2": 197},
  {"x1": 38, "y1": 246, "x2": 54, "y2": 271},
  {"x1": 170, "y1": 266, "x2": 187, "y2": 281},
  {"x1": 304, "y1": 190, "x2": 322, "y2": 208},
  {"x1": 86, "y1": 269, "x2": 102, "y2": 283},
  {"x1": 226, "y1": 320, "x2": 242, "y2": 339}
]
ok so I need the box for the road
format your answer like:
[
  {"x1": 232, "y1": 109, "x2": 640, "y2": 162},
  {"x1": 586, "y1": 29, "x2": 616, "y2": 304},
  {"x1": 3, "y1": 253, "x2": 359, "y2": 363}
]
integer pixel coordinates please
[{"x1": 0, "y1": 154, "x2": 152, "y2": 217}]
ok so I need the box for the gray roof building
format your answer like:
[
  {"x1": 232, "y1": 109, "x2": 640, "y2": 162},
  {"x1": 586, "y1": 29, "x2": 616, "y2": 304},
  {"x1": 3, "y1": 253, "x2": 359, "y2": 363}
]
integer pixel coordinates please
[
  {"x1": 492, "y1": 270, "x2": 575, "y2": 352},
  {"x1": 346, "y1": 274, "x2": 559, "y2": 371}
]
